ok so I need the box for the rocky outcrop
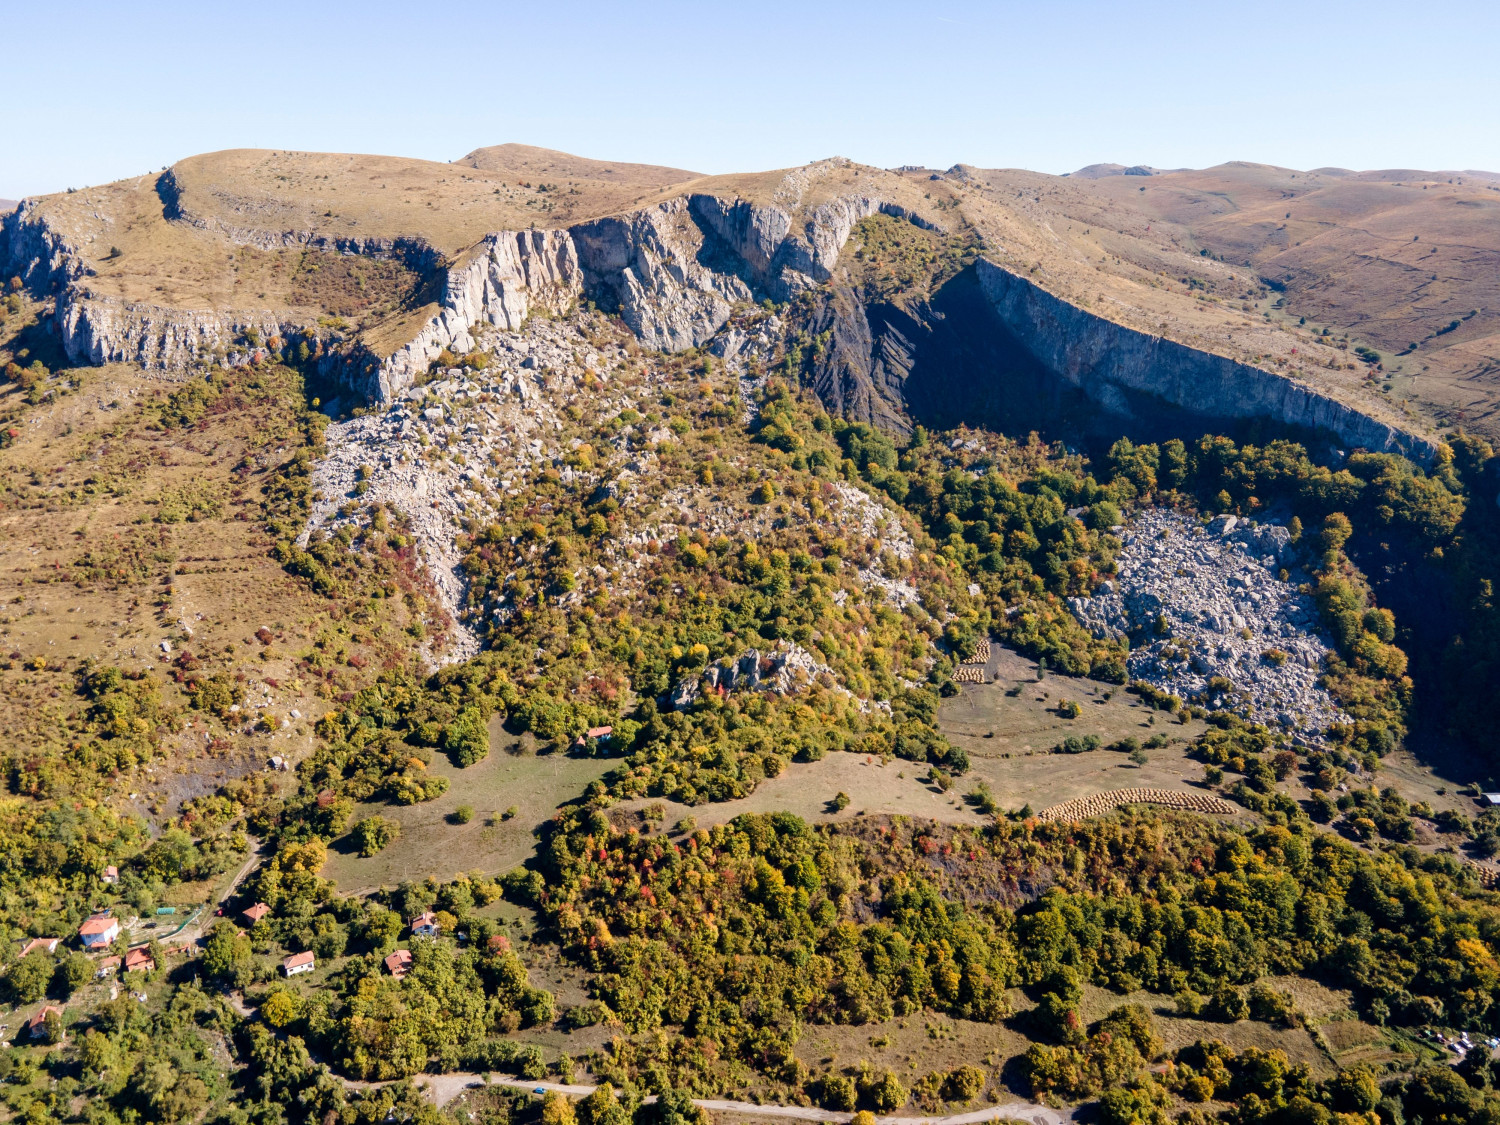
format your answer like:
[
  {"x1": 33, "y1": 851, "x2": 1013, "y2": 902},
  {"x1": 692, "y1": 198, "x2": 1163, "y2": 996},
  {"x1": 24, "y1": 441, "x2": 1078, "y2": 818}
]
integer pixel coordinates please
[
  {"x1": 354, "y1": 230, "x2": 582, "y2": 401},
  {"x1": 974, "y1": 258, "x2": 1439, "y2": 463},
  {"x1": 59, "y1": 297, "x2": 299, "y2": 369},
  {"x1": 0, "y1": 199, "x2": 85, "y2": 292},
  {"x1": 800, "y1": 255, "x2": 1439, "y2": 462},
  {"x1": 669, "y1": 642, "x2": 843, "y2": 709},
  {"x1": 688, "y1": 193, "x2": 937, "y2": 299},
  {"x1": 2, "y1": 199, "x2": 309, "y2": 371},
  {"x1": 571, "y1": 192, "x2": 937, "y2": 354},
  {"x1": 572, "y1": 197, "x2": 754, "y2": 351}
]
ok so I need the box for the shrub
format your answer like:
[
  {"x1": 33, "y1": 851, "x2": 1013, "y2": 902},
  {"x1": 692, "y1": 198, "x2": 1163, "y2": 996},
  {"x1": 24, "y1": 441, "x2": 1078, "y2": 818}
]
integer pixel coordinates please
[
  {"x1": 1207, "y1": 986, "x2": 1248, "y2": 1022},
  {"x1": 1174, "y1": 989, "x2": 1205, "y2": 1017},
  {"x1": 1054, "y1": 735, "x2": 1101, "y2": 754},
  {"x1": 450, "y1": 805, "x2": 474, "y2": 825},
  {"x1": 817, "y1": 1075, "x2": 857, "y2": 1111},
  {"x1": 1247, "y1": 983, "x2": 1297, "y2": 1026},
  {"x1": 942, "y1": 1065, "x2": 986, "y2": 1103},
  {"x1": 859, "y1": 1069, "x2": 909, "y2": 1112}
]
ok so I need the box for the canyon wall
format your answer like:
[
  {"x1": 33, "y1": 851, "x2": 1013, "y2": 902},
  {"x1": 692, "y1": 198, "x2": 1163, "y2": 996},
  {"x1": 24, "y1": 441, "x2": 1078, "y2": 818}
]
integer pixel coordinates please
[
  {"x1": 0, "y1": 183, "x2": 1444, "y2": 464},
  {"x1": 973, "y1": 259, "x2": 1440, "y2": 462}
]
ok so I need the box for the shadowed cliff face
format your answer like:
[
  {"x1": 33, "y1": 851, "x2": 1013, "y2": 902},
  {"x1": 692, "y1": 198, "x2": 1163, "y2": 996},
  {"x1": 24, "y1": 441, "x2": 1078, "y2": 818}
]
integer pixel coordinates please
[{"x1": 798, "y1": 260, "x2": 1438, "y2": 462}]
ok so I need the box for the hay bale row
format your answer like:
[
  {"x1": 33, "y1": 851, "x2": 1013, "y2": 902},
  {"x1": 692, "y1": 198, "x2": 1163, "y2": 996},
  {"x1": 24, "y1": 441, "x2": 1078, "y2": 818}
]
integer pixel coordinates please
[
  {"x1": 1036, "y1": 788, "x2": 1239, "y2": 823},
  {"x1": 1465, "y1": 860, "x2": 1500, "y2": 888},
  {"x1": 972, "y1": 638, "x2": 992, "y2": 664},
  {"x1": 953, "y1": 665, "x2": 986, "y2": 683}
]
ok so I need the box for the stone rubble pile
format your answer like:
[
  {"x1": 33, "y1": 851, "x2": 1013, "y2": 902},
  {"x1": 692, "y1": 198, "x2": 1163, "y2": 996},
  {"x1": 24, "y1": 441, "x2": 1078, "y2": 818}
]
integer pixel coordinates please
[
  {"x1": 300, "y1": 314, "x2": 643, "y2": 661},
  {"x1": 1068, "y1": 509, "x2": 1347, "y2": 738}
]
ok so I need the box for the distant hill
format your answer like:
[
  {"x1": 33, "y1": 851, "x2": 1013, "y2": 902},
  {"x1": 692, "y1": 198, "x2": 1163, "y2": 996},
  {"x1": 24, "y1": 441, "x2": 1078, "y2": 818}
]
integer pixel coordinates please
[
  {"x1": 1069, "y1": 163, "x2": 1179, "y2": 179},
  {"x1": 0, "y1": 199, "x2": 16, "y2": 214},
  {"x1": 455, "y1": 142, "x2": 699, "y2": 187}
]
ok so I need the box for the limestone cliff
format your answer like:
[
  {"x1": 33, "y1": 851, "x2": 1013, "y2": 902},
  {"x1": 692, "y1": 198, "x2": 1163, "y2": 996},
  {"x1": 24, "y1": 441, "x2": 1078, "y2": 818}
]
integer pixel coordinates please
[
  {"x1": 2, "y1": 167, "x2": 1440, "y2": 465},
  {"x1": 972, "y1": 259, "x2": 1439, "y2": 462},
  {"x1": 60, "y1": 297, "x2": 297, "y2": 369},
  {"x1": 1, "y1": 194, "x2": 312, "y2": 371},
  {"x1": 572, "y1": 197, "x2": 752, "y2": 352},
  {"x1": 353, "y1": 189, "x2": 927, "y2": 395},
  {"x1": 350, "y1": 229, "x2": 582, "y2": 400},
  {"x1": 794, "y1": 251, "x2": 1438, "y2": 462}
]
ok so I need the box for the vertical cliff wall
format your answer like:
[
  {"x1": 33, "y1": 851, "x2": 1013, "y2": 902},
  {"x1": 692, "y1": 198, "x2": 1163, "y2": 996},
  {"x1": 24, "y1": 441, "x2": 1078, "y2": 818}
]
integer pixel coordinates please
[
  {"x1": 796, "y1": 258, "x2": 1439, "y2": 462},
  {"x1": 972, "y1": 259, "x2": 1439, "y2": 462},
  {"x1": 351, "y1": 229, "x2": 582, "y2": 401}
]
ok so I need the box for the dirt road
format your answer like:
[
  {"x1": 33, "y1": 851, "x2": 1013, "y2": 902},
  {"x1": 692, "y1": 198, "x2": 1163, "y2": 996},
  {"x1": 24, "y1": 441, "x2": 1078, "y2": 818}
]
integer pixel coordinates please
[{"x1": 415, "y1": 1074, "x2": 1072, "y2": 1125}]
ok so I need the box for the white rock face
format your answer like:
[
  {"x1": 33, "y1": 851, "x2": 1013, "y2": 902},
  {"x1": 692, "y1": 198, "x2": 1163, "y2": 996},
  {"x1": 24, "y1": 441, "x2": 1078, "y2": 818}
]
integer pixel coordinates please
[
  {"x1": 573, "y1": 197, "x2": 754, "y2": 351},
  {"x1": 1068, "y1": 509, "x2": 1347, "y2": 740},
  {"x1": 60, "y1": 296, "x2": 299, "y2": 369},
  {"x1": 371, "y1": 230, "x2": 582, "y2": 400}
]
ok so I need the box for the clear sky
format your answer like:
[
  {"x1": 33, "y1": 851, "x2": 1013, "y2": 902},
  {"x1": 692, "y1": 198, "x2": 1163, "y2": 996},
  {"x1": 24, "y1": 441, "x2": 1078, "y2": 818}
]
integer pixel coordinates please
[{"x1": 3, "y1": 0, "x2": 1498, "y2": 200}]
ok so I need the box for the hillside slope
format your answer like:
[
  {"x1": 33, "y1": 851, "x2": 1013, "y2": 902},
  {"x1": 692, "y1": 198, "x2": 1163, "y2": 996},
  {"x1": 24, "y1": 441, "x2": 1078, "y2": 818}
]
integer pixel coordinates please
[{"x1": 3, "y1": 146, "x2": 1475, "y2": 452}]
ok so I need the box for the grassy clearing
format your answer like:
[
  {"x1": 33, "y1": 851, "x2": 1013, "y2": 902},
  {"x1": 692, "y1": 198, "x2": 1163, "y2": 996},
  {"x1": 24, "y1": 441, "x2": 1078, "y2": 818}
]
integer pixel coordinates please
[{"x1": 321, "y1": 728, "x2": 613, "y2": 892}]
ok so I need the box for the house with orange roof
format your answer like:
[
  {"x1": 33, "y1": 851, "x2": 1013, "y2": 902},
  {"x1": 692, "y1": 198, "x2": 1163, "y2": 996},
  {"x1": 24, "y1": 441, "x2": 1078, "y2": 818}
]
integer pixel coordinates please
[
  {"x1": 384, "y1": 949, "x2": 413, "y2": 979},
  {"x1": 241, "y1": 902, "x2": 270, "y2": 926},
  {"x1": 78, "y1": 915, "x2": 119, "y2": 948},
  {"x1": 282, "y1": 951, "x2": 315, "y2": 977},
  {"x1": 94, "y1": 955, "x2": 122, "y2": 979},
  {"x1": 19, "y1": 937, "x2": 61, "y2": 957},
  {"x1": 124, "y1": 947, "x2": 156, "y2": 974},
  {"x1": 410, "y1": 912, "x2": 440, "y2": 937}
]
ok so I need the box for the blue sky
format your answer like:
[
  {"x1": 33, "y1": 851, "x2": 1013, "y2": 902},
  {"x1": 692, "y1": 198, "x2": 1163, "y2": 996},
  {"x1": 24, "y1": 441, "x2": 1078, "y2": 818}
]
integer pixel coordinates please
[{"x1": 3, "y1": 0, "x2": 1498, "y2": 199}]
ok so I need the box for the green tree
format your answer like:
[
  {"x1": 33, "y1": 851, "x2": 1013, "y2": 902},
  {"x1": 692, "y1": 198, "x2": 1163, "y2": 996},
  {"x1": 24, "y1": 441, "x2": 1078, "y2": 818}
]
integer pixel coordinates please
[
  {"x1": 7, "y1": 951, "x2": 52, "y2": 1002},
  {"x1": 443, "y1": 706, "x2": 490, "y2": 767},
  {"x1": 353, "y1": 815, "x2": 400, "y2": 857},
  {"x1": 639, "y1": 1089, "x2": 706, "y2": 1125},
  {"x1": 201, "y1": 920, "x2": 252, "y2": 985},
  {"x1": 54, "y1": 952, "x2": 95, "y2": 997}
]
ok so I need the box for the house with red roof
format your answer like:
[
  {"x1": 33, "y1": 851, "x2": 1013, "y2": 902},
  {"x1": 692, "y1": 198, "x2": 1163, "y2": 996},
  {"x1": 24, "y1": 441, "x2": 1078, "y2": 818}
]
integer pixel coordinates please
[
  {"x1": 124, "y1": 948, "x2": 156, "y2": 974},
  {"x1": 241, "y1": 903, "x2": 270, "y2": 926},
  {"x1": 26, "y1": 1005, "x2": 63, "y2": 1041},
  {"x1": 282, "y1": 951, "x2": 315, "y2": 977},
  {"x1": 410, "y1": 912, "x2": 440, "y2": 937},
  {"x1": 384, "y1": 949, "x2": 413, "y2": 979},
  {"x1": 19, "y1": 937, "x2": 61, "y2": 957}
]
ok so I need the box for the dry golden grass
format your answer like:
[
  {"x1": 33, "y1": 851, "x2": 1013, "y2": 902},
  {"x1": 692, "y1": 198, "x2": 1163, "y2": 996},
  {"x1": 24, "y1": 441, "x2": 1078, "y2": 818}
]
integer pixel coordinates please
[
  {"x1": 951, "y1": 161, "x2": 1500, "y2": 438},
  {"x1": 0, "y1": 347, "x2": 428, "y2": 823}
]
